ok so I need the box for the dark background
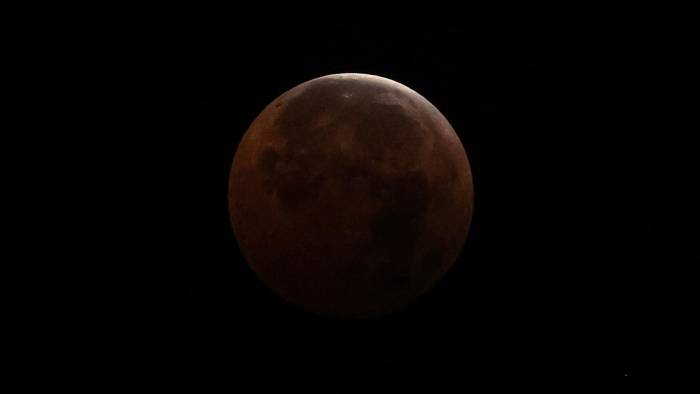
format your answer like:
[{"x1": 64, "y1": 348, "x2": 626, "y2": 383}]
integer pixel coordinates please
[{"x1": 7, "y1": 13, "x2": 695, "y2": 390}]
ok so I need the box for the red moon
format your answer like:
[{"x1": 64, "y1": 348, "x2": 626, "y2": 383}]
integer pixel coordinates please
[{"x1": 229, "y1": 74, "x2": 473, "y2": 317}]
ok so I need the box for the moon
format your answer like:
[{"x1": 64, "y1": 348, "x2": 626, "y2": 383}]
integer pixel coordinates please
[{"x1": 229, "y1": 73, "x2": 473, "y2": 318}]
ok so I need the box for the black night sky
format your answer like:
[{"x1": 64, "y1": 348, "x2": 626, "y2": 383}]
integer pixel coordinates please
[{"x1": 6, "y1": 11, "x2": 695, "y2": 390}]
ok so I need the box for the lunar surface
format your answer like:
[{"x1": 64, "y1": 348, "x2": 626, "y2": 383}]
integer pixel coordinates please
[{"x1": 228, "y1": 73, "x2": 473, "y2": 317}]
